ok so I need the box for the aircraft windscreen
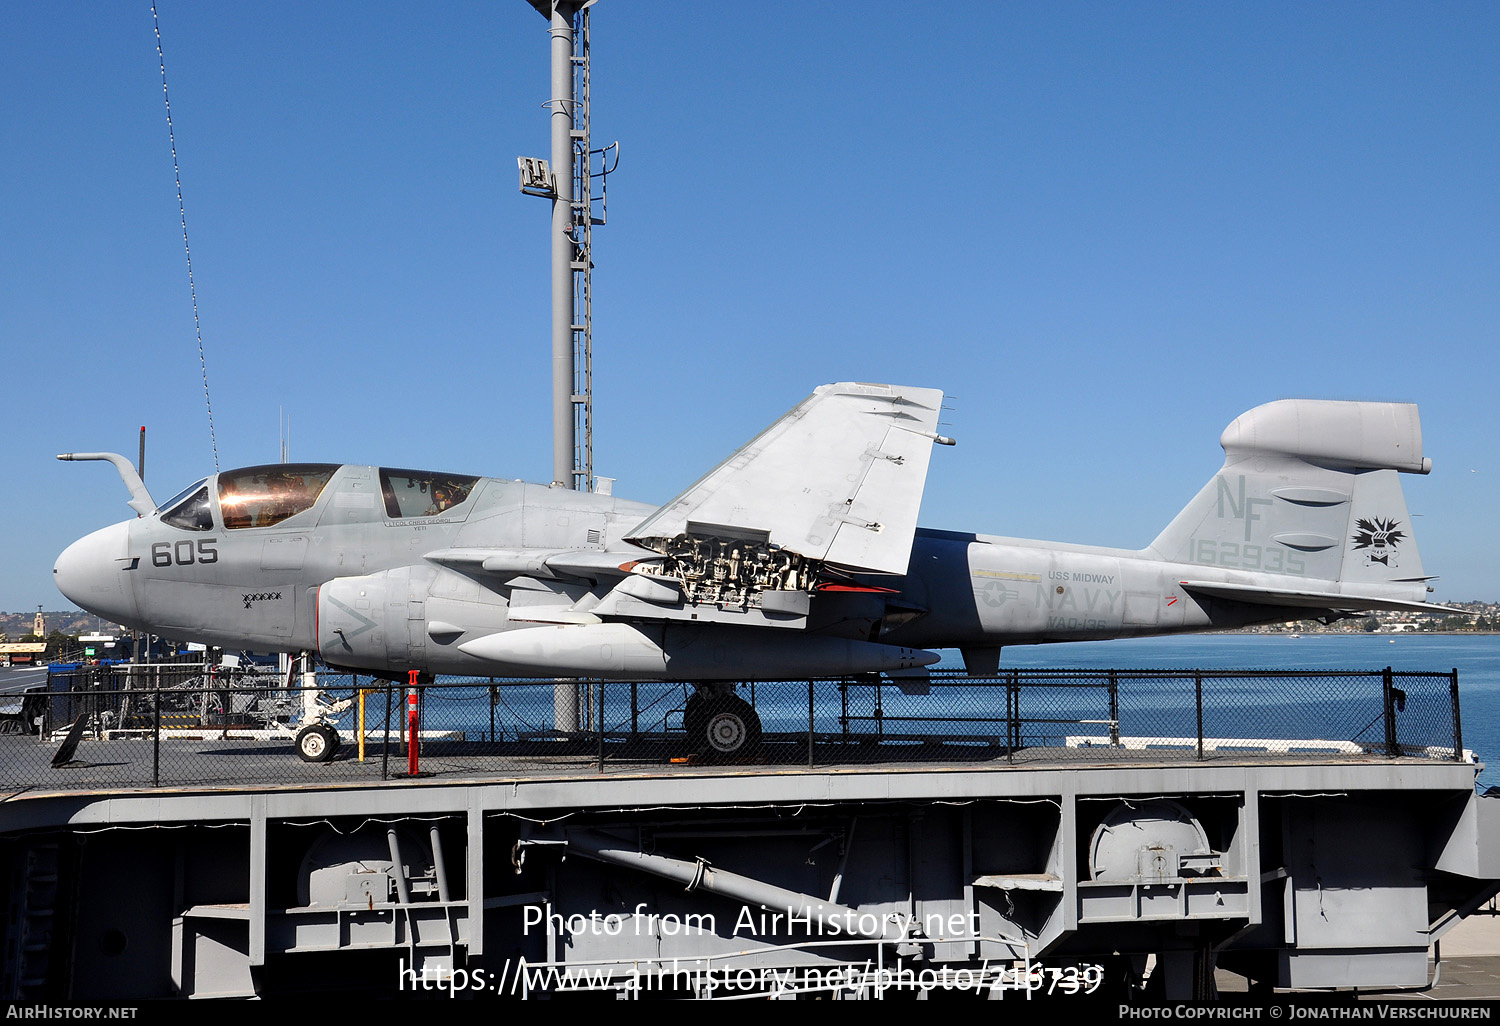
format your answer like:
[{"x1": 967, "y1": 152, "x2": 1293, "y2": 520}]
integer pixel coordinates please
[
  {"x1": 380, "y1": 469, "x2": 479, "y2": 519},
  {"x1": 161, "y1": 485, "x2": 214, "y2": 532},
  {"x1": 218, "y1": 464, "x2": 338, "y2": 529},
  {"x1": 156, "y1": 479, "x2": 208, "y2": 516}
]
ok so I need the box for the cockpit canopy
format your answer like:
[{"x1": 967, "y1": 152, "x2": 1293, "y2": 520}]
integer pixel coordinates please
[
  {"x1": 155, "y1": 463, "x2": 482, "y2": 531},
  {"x1": 379, "y1": 468, "x2": 479, "y2": 519},
  {"x1": 219, "y1": 464, "x2": 339, "y2": 529}
]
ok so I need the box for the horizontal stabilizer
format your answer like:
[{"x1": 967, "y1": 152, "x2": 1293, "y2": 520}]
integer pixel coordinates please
[{"x1": 1179, "y1": 579, "x2": 1462, "y2": 616}]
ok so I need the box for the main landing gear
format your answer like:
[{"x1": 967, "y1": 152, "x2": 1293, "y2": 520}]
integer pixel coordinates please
[{"x1": 684, "y1": 687, "x2": 763, "y2": 759}]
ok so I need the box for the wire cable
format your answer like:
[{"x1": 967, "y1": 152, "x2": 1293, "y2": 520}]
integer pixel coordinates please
[{"x1": 152, "y1": 3, "x2": 219, "y2": 470}]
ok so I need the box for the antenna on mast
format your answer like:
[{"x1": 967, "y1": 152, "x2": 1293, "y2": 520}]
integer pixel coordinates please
[{"x1": 519, "y1": 0, "x2": 618, "y2": 492}]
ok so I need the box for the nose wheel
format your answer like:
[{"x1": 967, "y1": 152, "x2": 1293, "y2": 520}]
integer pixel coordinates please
[
  {"x1": 295, "y1": 723, "x2": 341, "y2": 763},
  {"x1": 684, "y1": 691, "x2": 762, "y2": 759}
]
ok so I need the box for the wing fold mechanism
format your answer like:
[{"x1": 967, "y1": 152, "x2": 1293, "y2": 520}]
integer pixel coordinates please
[
  {"x1": 619, "y1": 382, "x2": 947, "y2": 621},
  {"x1": 428, "y1": 383, "x2": 950, "y2": 634}
]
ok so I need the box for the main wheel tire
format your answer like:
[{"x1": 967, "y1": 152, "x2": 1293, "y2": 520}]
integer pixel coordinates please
[
  {"x1": 685, "y1": 692, "x2": 762, "y2": 759},
  {"x1": 296, "y1": 724, "x2": 338, "y2": 763}
]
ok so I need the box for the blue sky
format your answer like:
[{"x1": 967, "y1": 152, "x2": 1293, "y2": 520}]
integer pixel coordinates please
[{"x1": 2, "y1": 1, "x2": 1497, "y2": 613}]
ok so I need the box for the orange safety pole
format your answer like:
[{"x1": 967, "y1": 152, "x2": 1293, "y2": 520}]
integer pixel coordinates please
[{"x1": 407, "y1": 669, "x2": 420, "y2": 775}]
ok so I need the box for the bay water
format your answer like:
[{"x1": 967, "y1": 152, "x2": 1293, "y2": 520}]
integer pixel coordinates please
[
  {"x1": 417, "y1": 633, "x2": 1497, "y2": 786},
  {"x1": 989, "y1": 633, "x2": 1500, "y2": 787}
]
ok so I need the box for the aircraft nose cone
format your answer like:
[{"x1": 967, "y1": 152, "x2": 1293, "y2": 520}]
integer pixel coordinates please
[{"x1": 54, "y1": 522, "x2": 137, "y2": 623}]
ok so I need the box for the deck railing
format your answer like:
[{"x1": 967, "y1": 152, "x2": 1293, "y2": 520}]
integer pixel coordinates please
[{"x1": 0, "y1": 664, "x2": 1466, "y2": 793}]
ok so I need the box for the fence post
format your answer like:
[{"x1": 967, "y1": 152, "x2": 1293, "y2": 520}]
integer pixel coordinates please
[
  {"x1": 596, "y1": 681, "x2": 605, "y2": 773},
  {"x1": 1383, "y1": 667, "x2": 1399, "y2": 757},
  {"x1": 1108, "y1": 671, "x2": 1120, "y2": 747},
  {"x1": 90, "y1": 667, "x2": 101, "y2": 740},
  {"x1": 1007, "y1": 670, "x2": 1018, "y2": 766},
  {"x1": 382, "y1": 681, "x2": 392, "y2": 780},
  {"x1": 355, "y1": 674, "x2": 365, "y2": 764},
  {"x1": 152, "y1": 687, "x2": 161, "y2": 788},
  {"x1": 1450, "y1": 668, "x2": 1463, "y2": 763},
  {"x1": 1195, "y1": 671, "x2": 1204, "y2": 761},
  {"x1": 807, "y1": 681, "x2": 815, "y2": 768}
]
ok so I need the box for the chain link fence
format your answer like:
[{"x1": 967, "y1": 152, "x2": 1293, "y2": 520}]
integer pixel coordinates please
[{"x1": 0, "y1": 664, "x2": 1464, "y2": 793}]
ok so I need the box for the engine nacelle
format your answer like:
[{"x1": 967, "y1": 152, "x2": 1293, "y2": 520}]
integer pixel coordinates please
[
  {"x1": 317, "y1": 568, "x2": 940, "y2": 680},
  {"x1": 457, "y1": 621, "x2": 938, "y2": 680},
  {"x1": 316, "y1": 566, "x2": 512, "y2": 676}
]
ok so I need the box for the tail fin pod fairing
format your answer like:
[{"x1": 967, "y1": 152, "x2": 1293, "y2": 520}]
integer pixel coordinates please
[{"x1": 1147, "y1": 400, "x2": 1445, "y2": 613}]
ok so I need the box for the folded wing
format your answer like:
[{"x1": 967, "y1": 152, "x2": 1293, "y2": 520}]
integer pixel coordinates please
[
  {"x1": 422, "y1": 383, "x2": 948, "y2": 644},
  {"x1": 626, "y1": 382, "x2": 947, "y2": 575}
]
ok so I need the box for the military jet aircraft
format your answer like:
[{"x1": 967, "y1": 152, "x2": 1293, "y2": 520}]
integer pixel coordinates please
[{"x1": 54, "y1": 383, "x2": 1454, "y2": 757}]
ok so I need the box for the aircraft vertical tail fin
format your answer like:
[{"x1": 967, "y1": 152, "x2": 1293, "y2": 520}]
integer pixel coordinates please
[
  {"x1": 1146, "y1": 400, "x2": 1435, "y2": 604},
  {"x1": 1341, "y1": 467, "x2": 1426, "y2": 586}
]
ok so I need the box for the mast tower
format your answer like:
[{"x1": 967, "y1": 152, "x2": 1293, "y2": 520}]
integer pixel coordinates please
[{"x1": 520, "y1": 0, "x2": 617, "y2": 492}]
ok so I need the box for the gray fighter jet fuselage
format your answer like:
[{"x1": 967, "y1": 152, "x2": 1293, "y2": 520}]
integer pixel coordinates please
[{"x1": 55, "y1": 384, "x2": 1452, "y2": 686}]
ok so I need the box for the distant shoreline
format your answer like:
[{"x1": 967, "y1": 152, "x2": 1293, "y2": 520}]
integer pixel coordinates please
[{"x1": 1225, "y1": 630, "x2": 1500, "y2": 637}]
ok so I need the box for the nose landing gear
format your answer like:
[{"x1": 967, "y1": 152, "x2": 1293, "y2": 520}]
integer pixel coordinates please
[
  {"x1": 295, "y1": 722, "x2": 341, "y2": 763},
  {"x1": 282, "y1": 652, "x2": 351, "y2": 762}
]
